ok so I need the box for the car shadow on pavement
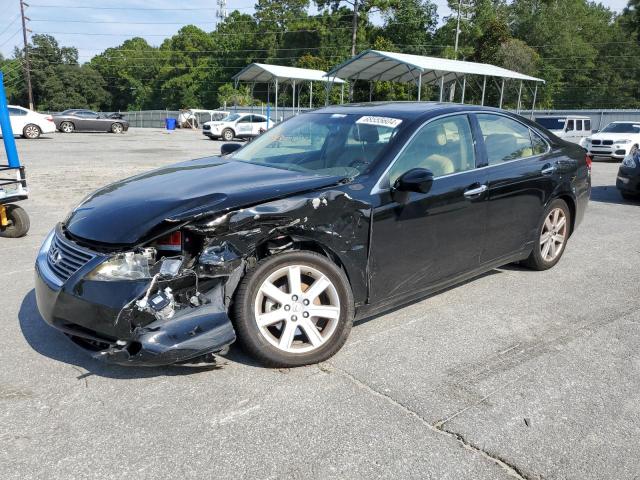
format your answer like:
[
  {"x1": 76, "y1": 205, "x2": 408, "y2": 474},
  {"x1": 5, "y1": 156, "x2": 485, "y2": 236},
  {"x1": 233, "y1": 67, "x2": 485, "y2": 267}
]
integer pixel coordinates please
[
  {"x1": 590, "y1": 185, "x2": 639, "y2": 205},
  {"x1": 18, "y1": 289, "x2": 242, "y2": 379}
]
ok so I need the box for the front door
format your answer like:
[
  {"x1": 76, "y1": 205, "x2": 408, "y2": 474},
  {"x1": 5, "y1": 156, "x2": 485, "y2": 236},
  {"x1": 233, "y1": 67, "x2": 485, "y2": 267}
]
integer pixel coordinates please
[{"x1": 369, "y1": 114, "x2": 488, "y2": 303}]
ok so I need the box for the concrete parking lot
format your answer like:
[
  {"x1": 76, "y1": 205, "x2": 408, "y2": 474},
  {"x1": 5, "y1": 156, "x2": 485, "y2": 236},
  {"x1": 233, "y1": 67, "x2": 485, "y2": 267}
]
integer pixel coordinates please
[{"x1": 1, "y1": 128, "x2": 639, "y2": 480}]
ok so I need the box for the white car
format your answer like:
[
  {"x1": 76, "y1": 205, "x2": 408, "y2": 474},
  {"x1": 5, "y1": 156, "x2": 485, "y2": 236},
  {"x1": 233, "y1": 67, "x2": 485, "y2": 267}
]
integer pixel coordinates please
[
  {"x1": 0, "y1": 105, "x2": 56, "y2": 139},
  {"x1": 584, "y1": 121, "x2": 640, "y2": 160},
  {"x1": 202, "y1": 113, "x2": 273, "y2": 141}
]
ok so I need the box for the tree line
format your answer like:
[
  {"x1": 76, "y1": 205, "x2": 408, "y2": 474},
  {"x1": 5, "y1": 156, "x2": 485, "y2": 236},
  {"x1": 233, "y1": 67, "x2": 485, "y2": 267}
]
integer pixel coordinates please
[{"x1": 1, "y1": 0, "x2": 639, "y2": 112}]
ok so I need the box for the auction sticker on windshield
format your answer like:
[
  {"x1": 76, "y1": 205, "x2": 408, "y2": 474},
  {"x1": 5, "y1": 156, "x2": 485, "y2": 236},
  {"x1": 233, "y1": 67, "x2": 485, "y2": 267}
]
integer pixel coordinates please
[{"x1": 356, "y1": 116, "x2": 403, "y2": 128}]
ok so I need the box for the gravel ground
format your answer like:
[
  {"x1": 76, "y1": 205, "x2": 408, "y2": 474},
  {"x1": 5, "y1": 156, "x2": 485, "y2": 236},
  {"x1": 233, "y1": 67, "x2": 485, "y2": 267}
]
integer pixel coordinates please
[{"x1": 1, "y1": 128, "x2": 639, "y2": 480}]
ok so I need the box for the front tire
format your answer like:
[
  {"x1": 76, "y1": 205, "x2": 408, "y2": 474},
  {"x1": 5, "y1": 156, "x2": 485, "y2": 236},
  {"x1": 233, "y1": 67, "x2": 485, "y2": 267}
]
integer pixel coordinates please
[
  {"x1": 110, "y1": 122, "x2": 124, "y2": 134},
  {"x1": 0, "y1": 204, "x2": 30, "y2": 238},
  {"x1": 221, "y1": 128, "x2": 235, "y2": 141},
  {"x1": 523, "y1": 199, "x2": 571, "y2": 271},
  {"x1": 23, "y1": 124, "x2": 41, "y2": 139},
  {"x1": 59, "y1": 121, "x2": 74, "y2": 133},
  {"x1": 233, "y1": 251, "x2": 354, "y2": 367}
]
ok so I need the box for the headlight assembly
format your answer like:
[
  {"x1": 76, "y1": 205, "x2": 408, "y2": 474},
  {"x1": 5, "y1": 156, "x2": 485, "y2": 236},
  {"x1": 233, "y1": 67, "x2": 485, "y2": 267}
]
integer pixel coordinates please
[
  {"x1": 86, "y1": 251, "x2": 153, "y2": 281},
  {"x1": 622, "y1": 154, "x2": 638, "y2": 168}
]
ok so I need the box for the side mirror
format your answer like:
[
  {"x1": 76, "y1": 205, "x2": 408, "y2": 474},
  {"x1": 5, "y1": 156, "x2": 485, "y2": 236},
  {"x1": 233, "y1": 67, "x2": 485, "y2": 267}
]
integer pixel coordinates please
[
  {"x1": 221, "y1": 143, "x2": 242, "y2": 155},
  {"x1": 393, "y1": 168, "x2": 434, "y2": 194}
]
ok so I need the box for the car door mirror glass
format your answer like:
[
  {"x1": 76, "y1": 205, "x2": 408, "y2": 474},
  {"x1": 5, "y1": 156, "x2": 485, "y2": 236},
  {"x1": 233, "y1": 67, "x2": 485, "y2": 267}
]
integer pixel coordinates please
[
  {"x1": 221, "y1": 143, "x2": 242, "y2": 155},
  {"x1": 393, "y1": 168, "x2": 434, "y2": 194}
]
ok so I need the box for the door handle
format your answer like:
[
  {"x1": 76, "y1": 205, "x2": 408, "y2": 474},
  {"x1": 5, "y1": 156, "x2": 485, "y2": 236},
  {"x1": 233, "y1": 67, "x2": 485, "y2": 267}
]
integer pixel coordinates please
[
  {"x1": 541, "y1": 164, "x2": 556, "y2": 175},
  {"x1": 463, "y1": 184, "x2": 488, "y2": 198}
]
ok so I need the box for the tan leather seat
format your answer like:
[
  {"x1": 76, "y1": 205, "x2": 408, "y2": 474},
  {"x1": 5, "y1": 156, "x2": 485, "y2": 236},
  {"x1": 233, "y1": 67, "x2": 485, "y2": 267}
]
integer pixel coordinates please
[{"x1": 416, "y1": 125, "x2": 455, "y2": 176}]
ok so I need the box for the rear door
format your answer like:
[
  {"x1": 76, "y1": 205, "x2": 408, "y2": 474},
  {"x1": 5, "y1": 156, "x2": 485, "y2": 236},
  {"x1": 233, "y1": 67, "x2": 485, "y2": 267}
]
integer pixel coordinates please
[
  {"x1": 369, "y1": 113, "x2": 488, "y2": 301},
  {"x1": 474, "y1": 113, "x2": 555, "y2": 264},
  {"x1": 251, "y1": 115, "x2": 268, "y2": 135}
]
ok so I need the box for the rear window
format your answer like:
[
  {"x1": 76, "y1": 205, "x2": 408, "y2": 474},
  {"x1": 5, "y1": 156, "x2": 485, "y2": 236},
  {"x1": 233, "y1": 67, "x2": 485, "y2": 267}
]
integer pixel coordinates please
[{"x1": 535, "y1": 117, "x2": 566, "y2": 130}]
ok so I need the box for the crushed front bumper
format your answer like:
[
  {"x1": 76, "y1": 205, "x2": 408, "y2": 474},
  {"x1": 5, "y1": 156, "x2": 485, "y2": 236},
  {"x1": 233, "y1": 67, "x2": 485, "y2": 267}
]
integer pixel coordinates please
[{"x1": 34, "y1": 227, "x2": 236, "y2": 367}]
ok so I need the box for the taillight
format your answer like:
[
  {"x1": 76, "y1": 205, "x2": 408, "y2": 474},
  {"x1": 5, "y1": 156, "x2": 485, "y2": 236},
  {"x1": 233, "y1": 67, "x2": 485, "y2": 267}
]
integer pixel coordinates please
[
  {"x1": 45, "y1": 115, "x2": 54, "y2": 122},
  {"x1": 585, "y1": 154, "x2": 592, "y2": 171},
  {"x1": 156, "y1": 231, "x2": 182, "y2": 251}
]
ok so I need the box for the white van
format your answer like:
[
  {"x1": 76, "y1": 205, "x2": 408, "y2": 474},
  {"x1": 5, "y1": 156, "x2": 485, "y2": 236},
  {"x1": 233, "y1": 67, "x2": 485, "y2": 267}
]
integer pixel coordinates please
[{"x1": 535, "y1": 116, "x2": 592, "y2": 146}]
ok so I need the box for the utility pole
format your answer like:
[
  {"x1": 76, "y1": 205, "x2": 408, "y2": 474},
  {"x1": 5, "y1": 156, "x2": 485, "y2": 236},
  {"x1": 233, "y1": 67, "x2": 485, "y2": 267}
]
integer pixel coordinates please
[
  {"x1": 450, "y1": 0, "x2": 463, "y2": 102},
  {"x1": 454, "y1": 0, "x2": 462, "y2": 59},
  {"x1": 216, "y1": 0, "x2": 227, "y2": 23},
  {"x1": 19, "y1": 0, "x2": 33, "y2": 110}
]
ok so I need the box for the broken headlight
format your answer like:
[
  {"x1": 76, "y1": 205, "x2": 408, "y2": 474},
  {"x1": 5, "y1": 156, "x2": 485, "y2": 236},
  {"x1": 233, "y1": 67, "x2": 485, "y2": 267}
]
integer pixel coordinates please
[{"x1": 87, "y1": 251, "x2": 153, "y2": 281}]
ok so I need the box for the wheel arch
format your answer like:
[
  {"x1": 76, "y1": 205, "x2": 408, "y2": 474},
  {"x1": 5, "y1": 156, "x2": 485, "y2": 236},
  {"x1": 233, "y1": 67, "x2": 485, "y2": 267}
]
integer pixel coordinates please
[
  {"x1": 555, "y1": 193, "x2": 576, "y2": 236},
  {"x1": 252, "y1": 234, "x2": 365, "y2": 304}
]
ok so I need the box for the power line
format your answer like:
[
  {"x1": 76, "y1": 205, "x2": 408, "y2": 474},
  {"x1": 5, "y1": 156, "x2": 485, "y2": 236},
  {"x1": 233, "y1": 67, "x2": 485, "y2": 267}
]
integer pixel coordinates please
[
  {"x1": 0, "y1": 27, "x2": 22, "y2": 47},
  {"x1": 0, "y1": 13, "x2": 20, "y2": 38}
]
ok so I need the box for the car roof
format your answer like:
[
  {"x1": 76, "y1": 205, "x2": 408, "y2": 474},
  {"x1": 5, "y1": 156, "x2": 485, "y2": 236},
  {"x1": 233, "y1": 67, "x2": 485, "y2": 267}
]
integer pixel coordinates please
[
  {"x1": 536, "y1": 115, "x2": 590, "y2": 119},
  {"x1": 315, "y1": 101, "x2": 510, "y2": 121},
  {"x1": 610, "y1": 121, "x2": 640, "y2": 124}
]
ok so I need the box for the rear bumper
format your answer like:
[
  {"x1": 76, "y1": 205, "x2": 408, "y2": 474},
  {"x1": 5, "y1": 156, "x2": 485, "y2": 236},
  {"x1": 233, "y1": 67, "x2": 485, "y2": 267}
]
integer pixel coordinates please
[{"x1": 34, "y1": 228, "x2": 236, "y2": 367}]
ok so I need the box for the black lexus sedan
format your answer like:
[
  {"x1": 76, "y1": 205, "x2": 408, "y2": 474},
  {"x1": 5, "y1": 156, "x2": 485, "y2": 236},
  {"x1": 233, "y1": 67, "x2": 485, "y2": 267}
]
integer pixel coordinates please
[
  {"x1": 617, "y1": 150, "x2": 640, "y2": 199},
  {"x1": 35, "y1": 103, "x2": 591, "y2": 368}
]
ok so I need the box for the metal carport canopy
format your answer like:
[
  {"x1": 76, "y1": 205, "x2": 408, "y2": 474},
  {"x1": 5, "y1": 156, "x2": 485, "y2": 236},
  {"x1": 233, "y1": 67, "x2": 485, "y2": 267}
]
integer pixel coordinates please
[
  {"x1": 233, "y1": 63, "x2": 345, "y2": 84},
  {"x1": 233, "y1": 63, "x2": 346, "y2": 122},
  {"x1": 325, "y1": 50, "x2": 544, "y2": 109},
  {"x1": 326, "y1": 50, "x2": 544, "y2": 85}
]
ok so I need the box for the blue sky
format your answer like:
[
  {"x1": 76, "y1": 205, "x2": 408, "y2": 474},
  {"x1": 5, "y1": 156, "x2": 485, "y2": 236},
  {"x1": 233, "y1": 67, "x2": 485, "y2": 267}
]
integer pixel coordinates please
[{"x1": 0, "y1": 0, "x2": 630, "y2": 60}]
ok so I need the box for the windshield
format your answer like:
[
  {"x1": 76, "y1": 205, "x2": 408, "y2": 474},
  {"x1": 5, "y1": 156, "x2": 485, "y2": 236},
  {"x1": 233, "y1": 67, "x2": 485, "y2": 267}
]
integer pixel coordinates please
[
  {"x1": 601, "y1": 123, "x2": 640, "y2": 133},
  {"x1": 223, "y1": 113, "x2": 242, "y2": 122},
  {"x1": 535, "y1": 117, "x2": 566, "y2": 130},
  {"x1": 231, "y1": 112, "x2": 403, "y2": 177}
]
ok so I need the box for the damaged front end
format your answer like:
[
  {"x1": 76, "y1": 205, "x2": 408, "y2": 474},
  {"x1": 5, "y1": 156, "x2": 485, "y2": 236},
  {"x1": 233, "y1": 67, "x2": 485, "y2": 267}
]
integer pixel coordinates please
[
  {"x1": 34, "y1": 187, "x2": 371, "y2": 367},
  {"x1": 35, "y1": 225, "x2": 243, "y2": 366}
]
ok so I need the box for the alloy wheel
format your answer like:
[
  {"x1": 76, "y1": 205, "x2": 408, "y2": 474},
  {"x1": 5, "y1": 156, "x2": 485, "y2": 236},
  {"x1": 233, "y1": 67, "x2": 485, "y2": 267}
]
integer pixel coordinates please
[
  {"x1": 61, "y1": 122, "x2": 73, "y2": 133},
  {"x1": 254, "y1": 264, "x2": 341, "y2": 354},
  {"x1": 540, "y1": 208, "x2": 567, "y2": 262},
  {"x1": 112, "y1": 123, "x2": 123, "y2": 134},
  {"x1": 24, "y1": 124, "x2": 40, "y2": 139}
]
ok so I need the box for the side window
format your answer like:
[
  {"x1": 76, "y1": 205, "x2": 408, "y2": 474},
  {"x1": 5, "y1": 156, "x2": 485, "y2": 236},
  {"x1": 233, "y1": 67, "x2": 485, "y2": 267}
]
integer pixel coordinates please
[
  {"x1": 389, "y1": 115, "x2": 475, "y2": 184},
  {"x1": 530, "y1": 130, "x2": 548, "y2": 155},
  {"x1": 252, "y1": 116, "x2": 266, "y2": 123},
  {"x1": 566, "y1": 119, "x2": 575, "y2": 131},
  {"x1": 576, "y1": 120, "x2": 583, "y2": 131},
  {"x1": 477, "y1": 114, "x2": 534, "y2": 165},
  {"x1": 585, "y1": 119, "x2": 591, "y2": 130},
  {"x1": 237, "y1": 116, "x2": 251, "y2": 123}
]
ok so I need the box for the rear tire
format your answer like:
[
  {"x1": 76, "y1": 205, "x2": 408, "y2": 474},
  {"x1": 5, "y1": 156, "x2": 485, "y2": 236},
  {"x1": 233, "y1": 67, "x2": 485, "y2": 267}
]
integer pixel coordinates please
[
  {"x1": 111, "y1": 122, "x2": 124, "y2": 134},
  {"x1": 232, "y1": 251, "x2": 354, "y2": 367},
  {"x1": 523, "y1": 199, "x2": 571, "y2": 271},
  {"x1": 621, "y1": 191, "x2": 637, "y2": 201},
  {"x1": 22, "y1": 124, "x2": 41, "y2": 139},
  {"x1": 0, "y1": 204, "x2": 30, "y2": 238},
  {"x1": 222, "y1": 128, "x2": 235, "y2": 141},
  {"x1": 59, "y1": 121, "x2": 74, "y2": 133}
]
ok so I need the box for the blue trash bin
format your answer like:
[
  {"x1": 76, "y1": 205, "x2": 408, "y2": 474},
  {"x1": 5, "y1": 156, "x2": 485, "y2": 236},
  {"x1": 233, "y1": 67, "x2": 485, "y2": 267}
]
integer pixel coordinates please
[{"x1": 165, "y1": 118, "x2": 176, "y2": 130}]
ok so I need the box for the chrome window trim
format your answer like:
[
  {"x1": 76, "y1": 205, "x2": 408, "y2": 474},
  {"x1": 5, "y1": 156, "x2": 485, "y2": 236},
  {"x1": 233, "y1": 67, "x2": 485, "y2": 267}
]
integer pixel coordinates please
[{"x1": 371, "y1": 110, "x2": 551, "y2": 194}]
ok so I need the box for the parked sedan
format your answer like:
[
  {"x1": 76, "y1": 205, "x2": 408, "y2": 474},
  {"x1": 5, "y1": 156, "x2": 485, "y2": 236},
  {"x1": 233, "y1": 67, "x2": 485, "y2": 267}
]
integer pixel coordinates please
[
  {"x1": 202, "y1": 113, "x2": 272, "y2": 141},
  {"x1": 35, "y1": 103, "x2": 590, "y2": 368},
  {"x1": 53, "y1": 109, "x2": 129, "y2": 134},
  {"x1": 1, "y1": 105, "x2": 56, "y2": 139},
  {"x1": 617, "y1": 150, "x2": 640, "y2": 199}
]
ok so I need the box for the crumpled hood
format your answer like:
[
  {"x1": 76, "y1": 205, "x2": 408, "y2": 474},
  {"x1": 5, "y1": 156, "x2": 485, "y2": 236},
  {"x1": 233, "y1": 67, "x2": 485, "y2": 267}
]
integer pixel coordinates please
[{"x1": 65, "y1": 156, "x2": 343, "y2": 246}]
